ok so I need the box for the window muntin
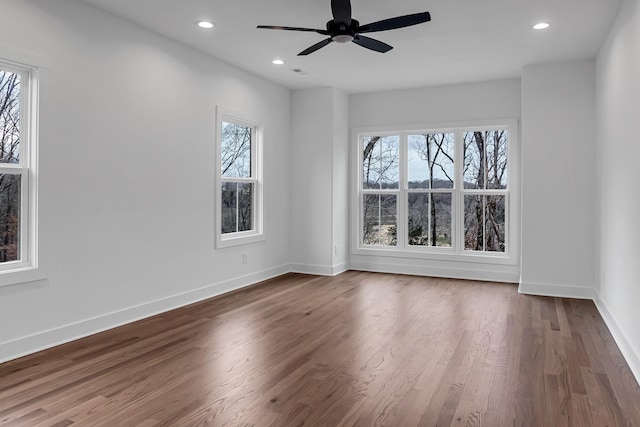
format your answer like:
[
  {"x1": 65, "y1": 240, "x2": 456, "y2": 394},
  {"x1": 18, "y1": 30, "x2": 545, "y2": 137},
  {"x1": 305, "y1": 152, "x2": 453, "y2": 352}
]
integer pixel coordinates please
[
  {"x1": 216, "y1": 109, "x2": 263, "y2": 248},
  {"x1": 358, "y1": 125, "x2": 512, "y2": 256}
]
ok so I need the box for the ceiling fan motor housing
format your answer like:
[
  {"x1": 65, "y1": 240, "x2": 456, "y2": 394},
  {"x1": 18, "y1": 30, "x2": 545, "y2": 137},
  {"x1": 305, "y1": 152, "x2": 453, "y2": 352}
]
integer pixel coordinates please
[{"x1": 327, "y1": 19, "x2": 359, "y2": 43}]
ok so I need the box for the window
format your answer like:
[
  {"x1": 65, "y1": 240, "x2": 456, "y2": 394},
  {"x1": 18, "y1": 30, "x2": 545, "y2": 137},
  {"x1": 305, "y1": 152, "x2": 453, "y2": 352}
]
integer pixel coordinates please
[
  {"x1": 362, "y1": 135, "x2": 399, "y2": 246},
  {"x1": 215, "y1": 108, "x2": 263, "y2": 248},
  {"x1": 462, "y1": 130, "x2": 508, "y2": 252},
  {"x1": 407, "y1": 132, "x2": 455, "y2": 248},
  {"x1": 357, "y1": 121, "x2": 517, "y2": 261},
  {"x1": 0, "y1": 58, "x2": 39, "y2": 283}
]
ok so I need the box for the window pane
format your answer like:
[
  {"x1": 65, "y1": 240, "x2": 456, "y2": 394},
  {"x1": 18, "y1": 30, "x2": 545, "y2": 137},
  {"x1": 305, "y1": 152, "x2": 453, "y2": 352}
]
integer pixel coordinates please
[
  {"x1": 221, "y1": 122, "x2": 251, "y2": 178},
  {"x1": 0, "y1": 70, "x2": 21, "y2": 164},
  {"x1": 486, "y1": 130, "x2": 508, "y2": 189},
  {"x1": 463, "y1": 132, "x2": 484, "y2": 189},
  {"x1": 362, "y1": 136, "x2": 399, "y2": 189},
  {"x1": 221, "y1": 182, "x2": 237, "y2": 234},
  {"x1": 221, "y1": 182, "x2": 254, "y2": 234},
  {"x1": 408, "y1": 133, "x2": 454, "y2": 189},
  {"x1": 464, "y1": 194, "x2": 484, "y2": 251},
  {"x1": 485, "y1": 195, "x2": 506, "y2": 252},
  {"x1": 238, "y1": 183, "x2": 253, "y2": 232},
  {"x1": 464, "y1": 194, "x2": 506, "y2": 252},
  {"x1": 408, "y1": 192, "x2": 452, "y2": 247},
  {"x1": 0, "y1": 174, "x2": 20, "y2": 262},
  {"x1": 362, "y1": 194, "x2": 397, "y2": 246}
]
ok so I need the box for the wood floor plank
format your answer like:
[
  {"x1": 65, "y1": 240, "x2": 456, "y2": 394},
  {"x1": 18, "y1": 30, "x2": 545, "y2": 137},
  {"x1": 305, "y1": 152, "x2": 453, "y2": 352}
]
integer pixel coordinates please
[{"x1": 1, "y1": 271, "x2": 639, "y2": 426}]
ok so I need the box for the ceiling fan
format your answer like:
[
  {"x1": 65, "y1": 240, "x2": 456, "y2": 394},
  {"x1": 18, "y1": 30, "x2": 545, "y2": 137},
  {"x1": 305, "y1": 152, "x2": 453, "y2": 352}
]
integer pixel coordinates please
[{"x1": 257, "y1": 0, "x2": 431, "y2": 56}]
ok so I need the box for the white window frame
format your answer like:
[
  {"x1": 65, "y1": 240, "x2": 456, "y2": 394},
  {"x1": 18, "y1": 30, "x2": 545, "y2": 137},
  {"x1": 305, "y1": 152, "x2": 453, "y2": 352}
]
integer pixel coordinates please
[
  {"x1": 352, "y1": 118, "x2": 519, "y2": 266},
  {"x1": 215, "y1": 107, "x2": 264, "y2": 249},
  {"x1": 0, "y1": 56, "x2": 42, "y2": 287}
]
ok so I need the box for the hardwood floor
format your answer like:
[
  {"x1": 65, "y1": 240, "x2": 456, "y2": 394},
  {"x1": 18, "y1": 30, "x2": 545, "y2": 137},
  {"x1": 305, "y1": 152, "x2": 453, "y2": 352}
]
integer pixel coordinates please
[{"x1": 1, "y1": 271, "x2": 639, "y2": 426}]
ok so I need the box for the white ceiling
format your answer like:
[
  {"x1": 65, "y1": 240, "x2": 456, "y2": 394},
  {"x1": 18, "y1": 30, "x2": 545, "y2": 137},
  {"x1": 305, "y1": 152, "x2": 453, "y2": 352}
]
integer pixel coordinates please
[{"x1": 79, "y1": 0, "x2": 622, "y2": 93}]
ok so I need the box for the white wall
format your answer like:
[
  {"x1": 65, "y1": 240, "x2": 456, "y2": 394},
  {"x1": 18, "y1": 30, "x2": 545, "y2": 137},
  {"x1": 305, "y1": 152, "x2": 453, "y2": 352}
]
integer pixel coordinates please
[
  {"x1": 291, "y1": 88, "x2": 334, "y2": 272},
  {"x1": 519, "y1": 60, "x2": 597, "y2": 299},
  {"x1": 332, "y1": 90, "x2": 350, "y2": 270},
  {"x1": 0, "y1": 0, "x2": 292, "y2": 362},
  {"x1": 595, "y1": 0, "x2": 640, "y2": 382},
  {"x1": 350, "y1": 79, "x2": 521, "y2": 128},
  {"x1": 290, "y1": 87, "x2": 349, "y2": 275},
  {"x1": 349, "y1": 79, "x2": 522, "y2": 282}
]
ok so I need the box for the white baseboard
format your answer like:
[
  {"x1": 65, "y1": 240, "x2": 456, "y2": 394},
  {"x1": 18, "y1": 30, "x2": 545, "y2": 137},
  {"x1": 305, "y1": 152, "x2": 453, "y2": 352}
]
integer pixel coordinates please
[
  {"x1": 0, "y1": 264, "x2": 290, "y2": 364},
  {"x1": 349, "y1": 261, "x2": 519, "y2": 283},
  {"x1": 593, "y1": 297, "x2": 640, "y2": 386},
  {"x1": 518, "y1": 281, "x2": 595, "y2": 299},
  {"x1": 290, "y1": 263, "x2": 348, "y2": 276},
  {"x1": 331, "y1": 263, "x2": 348, "y2": 276}
]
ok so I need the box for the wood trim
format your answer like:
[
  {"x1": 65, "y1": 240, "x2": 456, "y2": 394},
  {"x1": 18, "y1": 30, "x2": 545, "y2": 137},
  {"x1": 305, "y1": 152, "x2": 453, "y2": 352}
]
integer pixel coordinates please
[{"x1": 518, "y1": 281, "x2": 595, "y2": 300}]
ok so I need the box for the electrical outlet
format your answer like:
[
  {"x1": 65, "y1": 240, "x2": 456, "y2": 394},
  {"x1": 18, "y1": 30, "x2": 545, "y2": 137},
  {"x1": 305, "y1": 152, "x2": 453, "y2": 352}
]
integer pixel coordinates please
[
  {"x1": 334, "y1": 245, "x2": 338, "y2": 255},
  {"x1": 242, "y1": 252, "x2": 248, "y2": 264}
]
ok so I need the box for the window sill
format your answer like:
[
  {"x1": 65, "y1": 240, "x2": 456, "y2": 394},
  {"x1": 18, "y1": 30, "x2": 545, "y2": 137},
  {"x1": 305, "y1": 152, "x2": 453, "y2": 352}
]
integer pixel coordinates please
[
  {"x1": 217, "y1": 232, "x2": 265, "y2": 249},
  {"x1": 353, "y1": 246, "x2": 517, "y2": 266},
  {"x1": 0, "y1": 266, "x2": 47, "y2": 288}
]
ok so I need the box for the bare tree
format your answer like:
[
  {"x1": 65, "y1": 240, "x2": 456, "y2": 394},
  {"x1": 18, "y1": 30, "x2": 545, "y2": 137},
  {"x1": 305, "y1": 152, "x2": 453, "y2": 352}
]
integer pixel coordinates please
[
  {"x1": 464, "y1": 131, "x2": 507, "y2": 252},
  {"x1": 0, "y1": 70, "x2": 21, "y2": 262},
  {"x1": 220, "y1": 122, "x2": 254, "y2": 234},
  {"x1": 410, "y1": 133, "x2": 454, "y2": 246},
  {"x1": 221, "y1": 123, "x2": 251, "y2": 177},
  {"x1": 485, "y1": 130, "x2": 507, "y2": 251},
  {"x1": 362, "y1": 136, "x2": 398, "y2": 245}
]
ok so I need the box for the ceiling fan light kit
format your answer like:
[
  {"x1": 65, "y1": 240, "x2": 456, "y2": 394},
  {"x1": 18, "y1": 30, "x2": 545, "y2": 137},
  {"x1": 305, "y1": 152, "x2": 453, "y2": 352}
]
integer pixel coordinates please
[
  {"x1": 196, "y1": 20, "x2": 214, "y2": 29},
  {"x1": 257, "y1": 0, "x2": 431, "y2": 56}
]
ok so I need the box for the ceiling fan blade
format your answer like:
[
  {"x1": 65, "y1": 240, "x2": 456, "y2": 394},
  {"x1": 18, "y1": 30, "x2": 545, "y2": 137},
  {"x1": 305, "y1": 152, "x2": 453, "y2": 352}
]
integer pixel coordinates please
[
  {"x1": 331, "y1": 0, "x2": 352, "y2": 25},
  {"x1": 358, "y1": 12, "x2": 431, "y2": 33},
  {"x1": 257, "y1": 25, "x2": 330, "y2": 35},
  {"x1": 298, "y1": 38, "x2": 333, "y2": 56},
  {"x1": 353, "y1": 35, "x2": 393, "y2": 53}
]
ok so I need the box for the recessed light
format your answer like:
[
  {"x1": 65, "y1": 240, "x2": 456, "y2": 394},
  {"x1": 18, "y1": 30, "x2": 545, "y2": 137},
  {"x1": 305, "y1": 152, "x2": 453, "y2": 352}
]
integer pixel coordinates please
[
  {"x1": 197, "y1": 21, "x2": 215, "y2": 29},
  {"x1": 272, "y1": 59, "x2": 285, "y2": 65},
  {"x1": 533, "y1": 22, "x2": 550, "y2": 30}
]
